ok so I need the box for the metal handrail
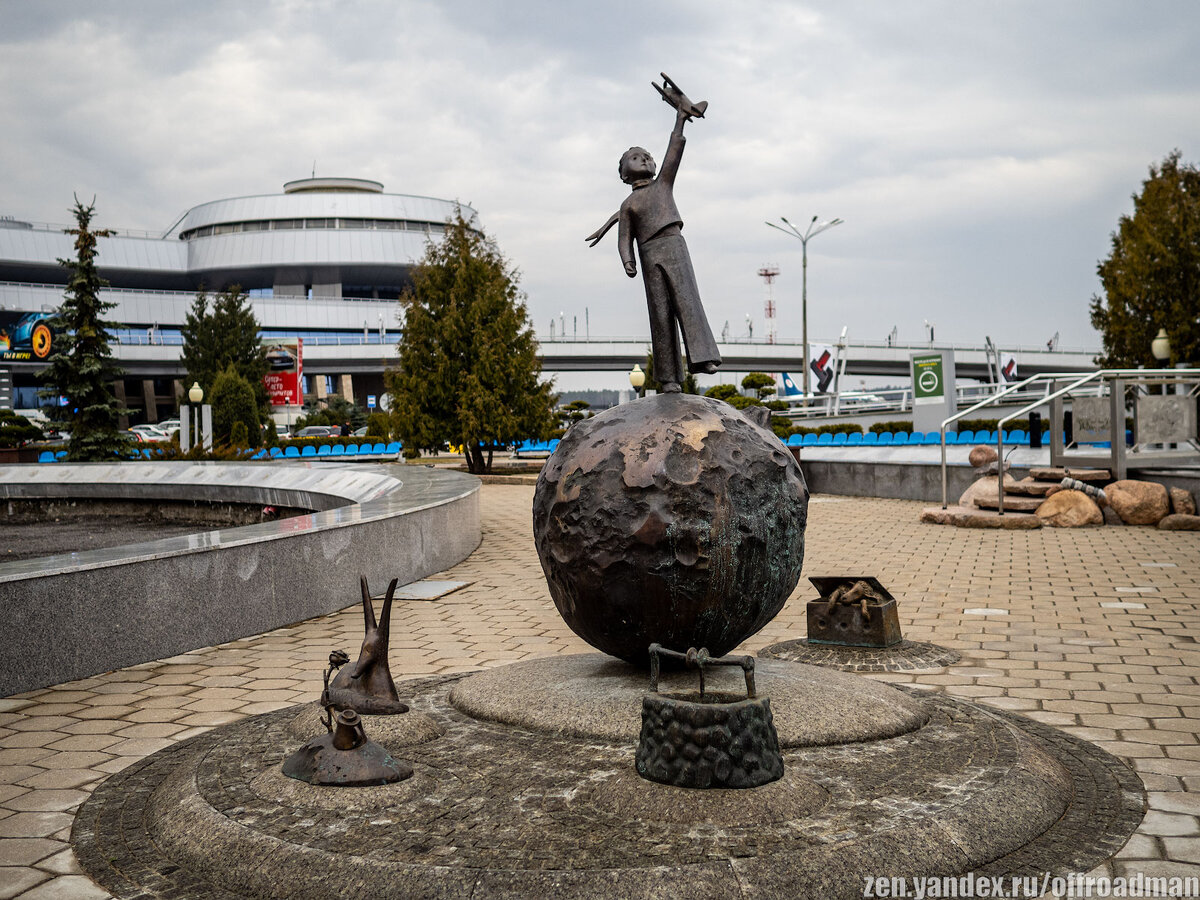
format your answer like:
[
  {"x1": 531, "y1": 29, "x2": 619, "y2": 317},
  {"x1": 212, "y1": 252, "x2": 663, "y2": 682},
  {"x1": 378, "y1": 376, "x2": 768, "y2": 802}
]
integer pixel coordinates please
[
  {"x1": 939, "y1": 371, "x2": 1081, "y2": 507},
  {"x1": 993, "y1": 367, "x2": 1200, "y2": 515}
]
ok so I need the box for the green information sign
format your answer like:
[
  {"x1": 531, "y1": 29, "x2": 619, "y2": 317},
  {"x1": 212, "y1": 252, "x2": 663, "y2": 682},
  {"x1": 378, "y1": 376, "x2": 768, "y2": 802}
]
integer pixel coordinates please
[{"x1": 912, "y1": 354, "x2": 945, "y2": 405}]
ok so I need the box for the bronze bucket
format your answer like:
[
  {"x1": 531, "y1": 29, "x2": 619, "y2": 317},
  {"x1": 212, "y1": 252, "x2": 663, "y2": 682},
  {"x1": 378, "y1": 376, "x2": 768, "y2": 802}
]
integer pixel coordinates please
[{"x1": 635, "y1": 644, "x2": 783, "y2": 789}]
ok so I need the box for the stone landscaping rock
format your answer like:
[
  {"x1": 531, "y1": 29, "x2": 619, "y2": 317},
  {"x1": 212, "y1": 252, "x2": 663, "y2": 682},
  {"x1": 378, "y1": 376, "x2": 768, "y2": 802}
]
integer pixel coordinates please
[
  {"x1": 958, "y1": 474, "x2": 1018, "y2": 509},
  {"x1": 1102, "y1": 506, "x2": 1124, "y2": 526},
  {"x1": 1170, "y1": 488, "x2": 1197, "y2": 517},
  {"x1": 920, "y1": 507, "x2": 955, "y2": 524},
  {"x1": 1035, "y1": 490, "x2": 1103, "y2": 528},
  {"x1": 1106, "y1": 480, "x2": 1170, "y2": 525},
  {"x1": 1007, "y1": 478, "x2": 1056, "y2": 497},
  {"x1": 1158, "y1": 514, "x2": 1200, "y2": 531},
  {"x1": 969, "y1": 445, "x2": 998, "y2": 468},
  {"x1": 957, "y1": 511, "x2": 1042, "y2": 529},
  {"x1": 920, "y1": 506, "x2": 1042, "y2": 529},
  {"x1": 1029, "y1": 467, "x2": 1110, "y2": 482}
]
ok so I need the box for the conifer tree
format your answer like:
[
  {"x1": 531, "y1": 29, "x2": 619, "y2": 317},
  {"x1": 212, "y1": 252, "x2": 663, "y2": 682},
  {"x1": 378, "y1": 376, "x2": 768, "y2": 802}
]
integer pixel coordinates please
[
  {"x1": 38, "y1": 199, "x2": 129, "y2": 460},
  {"x1": 1090, "y1": 151, "x2": 1200, "y2": 367},
  {"x1": 388, "y1": 208, "x2": 554, "y2": 474},
  {"x1": 180, "y1": 285, "x2": 269, "y2": 418}
]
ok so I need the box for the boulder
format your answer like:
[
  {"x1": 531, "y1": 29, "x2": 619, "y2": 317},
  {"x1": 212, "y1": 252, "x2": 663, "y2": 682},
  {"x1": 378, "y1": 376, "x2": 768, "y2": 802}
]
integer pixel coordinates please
[
  {"x1": 1158, "y1": 514, "x2": 1200, "y2": 531},
  {"x1": 1170, "y1": 488, "x2": 1197, "y2": 517},
  {"x1": 1035, "y1": 490, "x2": 1103, "y2": 527},
  {"x1": 1102, "y1": 506, "x2": 1124, "y2": 526},
  {"x1": 969, "y1": 445, "x2": 998, "y2": 468},
  {"x1": 958, "y1": 474, "x2": 1019, "y2": 509},
  {"x1": 1106, "y1": 480, "x2": 1170, "y2": 526}
]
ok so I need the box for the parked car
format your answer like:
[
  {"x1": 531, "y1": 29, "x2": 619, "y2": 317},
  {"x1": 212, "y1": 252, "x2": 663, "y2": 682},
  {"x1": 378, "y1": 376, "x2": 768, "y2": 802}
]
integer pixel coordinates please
[
  {"x1": 130, "y1": 424, "x2": 170, "y2": 442},
  {"x1": 294, "y1": 425, "x2": 337, "y2": 437}
]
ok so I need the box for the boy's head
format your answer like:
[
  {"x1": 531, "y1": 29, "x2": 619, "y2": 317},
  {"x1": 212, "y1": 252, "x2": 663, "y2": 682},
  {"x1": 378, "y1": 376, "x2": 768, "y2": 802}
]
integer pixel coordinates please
[{"x1": 619, "y1": 147, "x2": 656, "y2": 184}]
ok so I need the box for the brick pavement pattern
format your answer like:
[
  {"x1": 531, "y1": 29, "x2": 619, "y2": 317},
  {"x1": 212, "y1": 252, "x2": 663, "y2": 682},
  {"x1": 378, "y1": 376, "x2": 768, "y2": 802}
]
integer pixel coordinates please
[{"x1": 1, "y1": 485, "x2": 1198, "y2": 897}]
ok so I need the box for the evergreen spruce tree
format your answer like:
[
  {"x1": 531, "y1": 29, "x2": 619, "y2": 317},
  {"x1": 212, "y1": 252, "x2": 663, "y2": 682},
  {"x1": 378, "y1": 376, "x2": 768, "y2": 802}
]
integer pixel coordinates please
[
  {"x1": 387, "y1": 208, "x2": 554, "y2": 474},
  {"x1": 38, "y1": 199, "x2": 129, "y2": 460},
  {"x1": 180, "y1": 285, "x2": 269, "y2": 416},
  {"x1": 209, "y1": 365, "x2": 261, "y2": 448},
  {"x1": 1090, "y1": 151, "x2": 1200, "y2": 367}
]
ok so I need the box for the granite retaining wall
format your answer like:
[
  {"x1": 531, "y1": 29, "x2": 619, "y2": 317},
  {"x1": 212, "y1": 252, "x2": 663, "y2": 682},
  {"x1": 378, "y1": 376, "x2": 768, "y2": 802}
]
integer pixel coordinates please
[{"x1": 0, "y1": 462, "x2": 480, "y2": 696}]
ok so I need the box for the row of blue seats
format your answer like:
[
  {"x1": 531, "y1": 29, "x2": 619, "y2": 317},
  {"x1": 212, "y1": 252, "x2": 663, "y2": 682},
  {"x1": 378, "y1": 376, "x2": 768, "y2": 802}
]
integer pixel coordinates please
[
  {"x1": 513, "y1": 439, "x2": 561, "y2": 456},
  {"x1": 36, "y1": 441, "x2": 404, "y2": 463},
  {"x1": 782, "y1": 430, "x2": 1052, "y2": 448},
  {"x1": 253, "y1": 441, "x2": 402, "y2": 460}
]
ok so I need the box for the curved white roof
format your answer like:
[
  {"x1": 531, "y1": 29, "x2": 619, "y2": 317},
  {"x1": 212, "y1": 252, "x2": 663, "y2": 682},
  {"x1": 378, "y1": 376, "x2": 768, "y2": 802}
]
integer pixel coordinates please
[{"x1": 171, "y1": 189, "x2": 473, "y2": 237}]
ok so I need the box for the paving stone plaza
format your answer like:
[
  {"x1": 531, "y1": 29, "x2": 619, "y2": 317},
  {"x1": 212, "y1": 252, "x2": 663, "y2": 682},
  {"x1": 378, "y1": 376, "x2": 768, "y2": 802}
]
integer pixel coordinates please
[{"x1": 2, "y1": 483, "x2": 1199, "y2": 897}]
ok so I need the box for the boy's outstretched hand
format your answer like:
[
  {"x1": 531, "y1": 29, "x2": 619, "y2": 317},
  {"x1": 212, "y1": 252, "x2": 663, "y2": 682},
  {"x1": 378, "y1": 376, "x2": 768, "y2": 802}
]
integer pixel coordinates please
[{"x1": 624, "y1": 261, "x2": 637, "y2": 278}]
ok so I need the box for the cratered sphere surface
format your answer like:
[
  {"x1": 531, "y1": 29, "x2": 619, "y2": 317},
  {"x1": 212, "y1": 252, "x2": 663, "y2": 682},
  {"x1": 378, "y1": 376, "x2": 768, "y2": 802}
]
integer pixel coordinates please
[{"x1": 532, "y1": 392, "x2": 808, "y2": 665}]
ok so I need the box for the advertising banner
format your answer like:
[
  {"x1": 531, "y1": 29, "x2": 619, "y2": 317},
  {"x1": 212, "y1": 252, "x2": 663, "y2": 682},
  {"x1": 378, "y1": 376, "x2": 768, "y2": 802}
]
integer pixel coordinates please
[
  {"x1": 0, "y1": 311, "x2": 56, "y2": 363},
  {"x1": 1000, "y1": 354, "x2": 1018, "y2": 383},
  {"x1": 809, "y1": 344, "x2": 835, "y2": 393},
  {"x1": 262, "y1": 338, "x2": 303, "y2": 406}
]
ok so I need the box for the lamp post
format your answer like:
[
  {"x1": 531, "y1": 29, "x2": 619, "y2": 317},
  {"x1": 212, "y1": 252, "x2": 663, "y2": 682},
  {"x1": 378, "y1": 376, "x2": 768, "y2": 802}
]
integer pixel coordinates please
[
  {"x1": 182, "y1": 382, "x2": 212, "y2": 452},
  {"x1": 766, "y1": 215, "x2": 843, "y2": 401},
  {"x1": 1151, "y1": 328, "x2": 1171, "y2": 362},
  {"x1": 629, "y1": 363, "x2": 646, "y2": 399}
]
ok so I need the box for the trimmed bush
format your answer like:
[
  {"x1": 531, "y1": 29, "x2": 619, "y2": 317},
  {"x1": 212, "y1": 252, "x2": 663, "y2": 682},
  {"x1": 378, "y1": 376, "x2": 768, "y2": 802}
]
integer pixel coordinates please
[{"x1": 869, "y1": 420, "x2": 913, "y2": 434}]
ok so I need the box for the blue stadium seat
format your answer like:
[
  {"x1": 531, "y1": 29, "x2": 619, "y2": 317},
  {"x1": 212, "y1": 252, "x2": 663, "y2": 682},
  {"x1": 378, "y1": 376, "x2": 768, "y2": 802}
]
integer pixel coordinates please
[
  {"x1": 38, "y1": 450, "x2": 56, "y2": 463},
  {"x1": 386, "y1": 441, "x2": 401, "y2": 454},
  {"x1": 978, "y1": 430, "x2": 996, "y2": 443},
  {"x1": 285, "y1": 446, "x2": 300, "y2": 458},
  {"x1": 817, "y1": 433, "x2": 833, "y2": 446},
  {"x1": 317, "y1": 444, "x2": 331, "y2": 456},
  {"x1": 877, "y1": 432, "x2": 894, "y2": 446},
  {"x1": 55, "y1": 450, "x2": 67, "y2": 459},
  {"x1": 548, "y1": 439, "x2": 560, "y2": 452},
  {"x1": 802, "y1": 433, "x2": 818, "y2": 446},
  {"x1": 251, "y1": 449, "x2": 268, "y2": 460},
  {"x1": 270, "y1": 447, "x2": 284, "y2": 459},
  {"x1": 832, "y1": 432, "x2": 847, "y2": 446},
  {"x1": 330, "y1": 444, "x2": 345, "y2": 456},
  {"x1": 957, "y1": 430, "x2": 975, "y2": 443},
  {"x1": 371, "y1": 442, "x2": 386, "y2": 454},
  {"x1": 847, "y1": 432, "x2": 863, "y2": 446},
  {"x1": 862, "y1": 432, "x2": 878, "y2": 445},
  {"x1": 892, "y1": 432, "x2": 909, "y2": 446},
  {"x1": 301, "y1": 445, "x2": 316, "y2": 457},
  {"x1": 786, "y1": 434, "x2": 803, "y2": 447},
  {"x1": 343, "y1": 444, "x2": 358, "y2": 456},
  {"x1": 1041, "y1": 431, "x2": 1050, "y2": 444}
]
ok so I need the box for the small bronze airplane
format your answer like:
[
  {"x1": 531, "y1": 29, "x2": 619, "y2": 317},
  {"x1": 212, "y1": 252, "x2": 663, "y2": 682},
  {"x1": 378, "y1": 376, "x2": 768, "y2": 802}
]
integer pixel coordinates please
[{"x1": 653, "y1": 72, "x2": 707, "y2": 120}]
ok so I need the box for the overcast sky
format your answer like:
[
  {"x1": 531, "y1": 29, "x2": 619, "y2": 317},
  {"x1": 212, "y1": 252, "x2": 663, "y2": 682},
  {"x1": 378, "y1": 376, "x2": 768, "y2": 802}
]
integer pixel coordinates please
[{"x1": 3, "y1": 0, "x2": 1198, "y2": 360}]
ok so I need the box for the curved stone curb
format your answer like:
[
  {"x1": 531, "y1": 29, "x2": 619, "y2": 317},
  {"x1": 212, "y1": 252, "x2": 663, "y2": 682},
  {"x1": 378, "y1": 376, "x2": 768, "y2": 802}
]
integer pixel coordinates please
[
  {"x1": 0, "y1": 463, "x2": 480, "y2": 696},
  {"x1": 72, "y1": 672, "x2": 1144, "y2": 900}
]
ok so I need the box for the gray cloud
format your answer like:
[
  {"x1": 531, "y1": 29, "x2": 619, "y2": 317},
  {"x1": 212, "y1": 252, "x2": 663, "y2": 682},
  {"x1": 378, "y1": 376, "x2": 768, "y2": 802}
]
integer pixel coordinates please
[{"x1": 2, "y1": 0, "x2": 1197, "y2": 355}]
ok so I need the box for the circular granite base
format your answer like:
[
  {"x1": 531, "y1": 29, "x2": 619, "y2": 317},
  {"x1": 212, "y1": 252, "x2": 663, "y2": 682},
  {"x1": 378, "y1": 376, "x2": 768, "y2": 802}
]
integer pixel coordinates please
[
  {"x1": 759, "y1": 638, "x2": 962, "y2": 672},
  {"x1": 72, "y1": 657, "x2": 1144, "y2": 900}
]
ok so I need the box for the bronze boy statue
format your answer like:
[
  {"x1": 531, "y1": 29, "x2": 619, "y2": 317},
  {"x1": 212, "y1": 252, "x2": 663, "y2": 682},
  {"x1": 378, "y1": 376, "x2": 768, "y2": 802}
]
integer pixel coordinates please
[{"x1": 587, "y1": 74, "x2": 722, "y2": 392}]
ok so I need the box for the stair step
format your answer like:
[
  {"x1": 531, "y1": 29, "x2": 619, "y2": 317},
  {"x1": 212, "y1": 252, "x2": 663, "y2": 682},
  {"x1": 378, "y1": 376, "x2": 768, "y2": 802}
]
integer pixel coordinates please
[
  {"x1": 1007, "y1": 478, "x2": 1056, "y2": 497},
  {"x1": 974, "y1": 495, "x2": 1044, "y2": 512},
  {"x1": 1027, "y1": 467, "x2": 1110, "y2": 483}
]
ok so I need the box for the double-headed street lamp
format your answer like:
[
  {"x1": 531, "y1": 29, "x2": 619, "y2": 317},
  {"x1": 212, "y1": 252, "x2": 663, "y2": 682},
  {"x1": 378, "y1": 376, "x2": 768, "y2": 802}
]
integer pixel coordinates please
[{"x1": 766, "y1": 215, "x2": 843, "y2": 400}]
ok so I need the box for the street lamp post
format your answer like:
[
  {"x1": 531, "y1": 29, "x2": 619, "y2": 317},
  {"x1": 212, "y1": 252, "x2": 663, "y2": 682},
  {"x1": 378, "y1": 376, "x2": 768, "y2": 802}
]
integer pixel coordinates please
[
  {"x1": 766, "y1": 215, "x2": 843, "y2": 401},
  {"x1": 181, "y1": 382, "x2": 212, "y2": 452},
  {"x1": 1151, "y1": 328, "x2": 1171, "y2": 363},
  {"x1": 629, "y1": 363, "x2": 646, "y2": 399}
]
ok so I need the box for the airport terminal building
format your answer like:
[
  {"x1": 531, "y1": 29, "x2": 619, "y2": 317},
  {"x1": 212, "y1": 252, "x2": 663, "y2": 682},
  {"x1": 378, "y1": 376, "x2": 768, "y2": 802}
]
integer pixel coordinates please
[{"x1": 0, "y1": 177, "x2": 471, "y2": 423}]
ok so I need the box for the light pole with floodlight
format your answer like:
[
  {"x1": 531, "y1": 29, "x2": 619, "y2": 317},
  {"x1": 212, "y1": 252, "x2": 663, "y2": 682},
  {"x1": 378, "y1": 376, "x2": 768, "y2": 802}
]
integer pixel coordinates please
[{"x1": 766, "y1": 215, "x2": 843, "y2": 400}]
